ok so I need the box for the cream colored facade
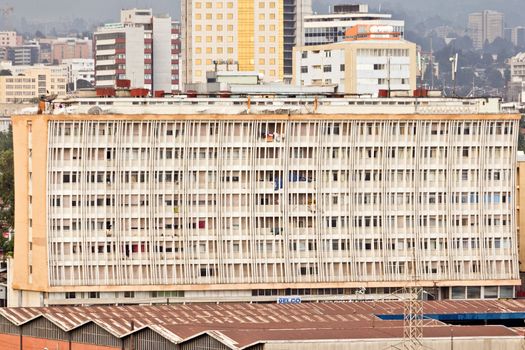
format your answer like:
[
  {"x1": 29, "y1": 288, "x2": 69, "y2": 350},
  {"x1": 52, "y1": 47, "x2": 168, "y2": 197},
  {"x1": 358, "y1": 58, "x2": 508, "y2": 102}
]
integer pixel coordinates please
[
  {"x1": 293, "y1": 40, "x2": 417, "y2": 96},
  {"x1": 0, "y1": 31, "x2": 17, "y2": 47},
  {"x1": 10, "y1": 98, "x2": 521, "y2": 306},
  {"x1": 181, "y1": 0, "x2": 285, "y2": 85},
  {"x1": 468, "y1": 11, "x2": 504, "y2": 50},
  {"x1": 0, "y1": 67, "x2": 67, "y2": 104}
]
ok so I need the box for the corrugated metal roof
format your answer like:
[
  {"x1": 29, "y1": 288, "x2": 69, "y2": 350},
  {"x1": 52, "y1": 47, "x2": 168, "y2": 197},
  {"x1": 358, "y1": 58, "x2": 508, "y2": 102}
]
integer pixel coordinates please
[{"x1": 1, "y1": 300, "x2": 524, "y2": 349}]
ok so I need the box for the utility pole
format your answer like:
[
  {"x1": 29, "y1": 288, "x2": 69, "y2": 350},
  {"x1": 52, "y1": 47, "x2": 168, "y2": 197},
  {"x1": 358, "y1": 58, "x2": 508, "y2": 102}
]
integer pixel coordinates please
[
  {"x1": 450, "y1": 53, "x2": 459, "y2": 96},
  {"x1": 430, "y1": 37, "x2": 434, "y2": 90},
  {"x1": 401, "y1": 246, "x2": 423, "y2": 350}
]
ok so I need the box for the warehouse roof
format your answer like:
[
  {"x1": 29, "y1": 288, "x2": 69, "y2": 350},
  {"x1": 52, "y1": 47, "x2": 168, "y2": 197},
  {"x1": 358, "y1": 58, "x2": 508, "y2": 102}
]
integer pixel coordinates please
[{"x1": 1, "y1": 300, "x2": 524, "y2": 349}]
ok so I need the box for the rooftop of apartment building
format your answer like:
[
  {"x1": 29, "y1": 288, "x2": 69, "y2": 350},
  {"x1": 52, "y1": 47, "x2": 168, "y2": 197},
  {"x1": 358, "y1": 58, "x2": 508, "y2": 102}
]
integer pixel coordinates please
[
  {"x1": 305, "y1": 12, "x2": 393, "y2": 21},
  {"x1": 44, "y1": 94, "x2": 506, "y2": 116},
  {"x1": 298, "y1": 37, "x2": 412, "y2": 48},
  {"x1": 1, "y1": 300, "x2": 525, "y2": 349},
  {"x1": 511, "y1": 52, "x2": 525, "y2": 63},
  {"x1": 305, "y1": 3, "x2": 393, "y2": 21}
]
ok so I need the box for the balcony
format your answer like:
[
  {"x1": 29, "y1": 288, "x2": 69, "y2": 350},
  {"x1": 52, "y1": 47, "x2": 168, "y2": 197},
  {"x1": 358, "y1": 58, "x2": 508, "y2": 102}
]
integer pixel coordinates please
[
  {"x1": 96, "y1": 59, "x2": 116, "y2": 66},
  {"x1": 96, "y1": 49, "x2": 116, "y2": 56}
]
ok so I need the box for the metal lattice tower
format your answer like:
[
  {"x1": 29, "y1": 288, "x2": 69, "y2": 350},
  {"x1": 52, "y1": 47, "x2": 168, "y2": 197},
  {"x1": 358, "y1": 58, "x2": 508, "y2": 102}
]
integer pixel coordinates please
[
  {"x1": 401, "y1": 247, "x2": 424, "y2": 350},
  {"x1": 402, "y1": 285, "x2": 424, "y2": 350}
]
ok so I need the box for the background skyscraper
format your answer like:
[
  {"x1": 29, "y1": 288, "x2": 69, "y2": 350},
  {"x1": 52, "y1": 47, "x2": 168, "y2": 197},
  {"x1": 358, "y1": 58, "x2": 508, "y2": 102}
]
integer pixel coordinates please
[
  {"x1": 94, "y1": 9, "x2": 181, "y2": 93},
  {"x1": 468, "y1": 10, "x2": 504, "y2": 50},
  {"x1": 181, "y1": 0, "x2": 312, "y2": 86}
]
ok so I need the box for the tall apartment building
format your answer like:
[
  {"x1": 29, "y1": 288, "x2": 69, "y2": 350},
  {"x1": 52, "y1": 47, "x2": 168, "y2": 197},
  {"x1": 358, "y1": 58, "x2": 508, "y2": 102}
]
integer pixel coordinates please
[
  {"x1": 94, "y1": 9, "x2": 181, "y2": 93},
  {"x1": 51, "y1": 37, "x2": 92, "y2": 64},
  {"x1": 9, "y1": 96, "x2": 520, "y2": 306},
  {"x1": 181, "y1": 0, "x2": 311, "y2": 86},
  {"x1": 468, "y1": 10, "x2": 504, "y2": 50},
  {"x1": 293, "y1": 26, "x2": 416, "y2": 96},
  {"x1": 6, "y1": 43, "x2": 40, "y2": 66},
  {"x1": 283, "y1": 0, "x2": 312, "y2": 80},
  {"x1": 505, "y1": 27, "x2": 525, "y2": 48},
  {"x1": 304, "y1": 4, "x2": 405, "y2": 46}
]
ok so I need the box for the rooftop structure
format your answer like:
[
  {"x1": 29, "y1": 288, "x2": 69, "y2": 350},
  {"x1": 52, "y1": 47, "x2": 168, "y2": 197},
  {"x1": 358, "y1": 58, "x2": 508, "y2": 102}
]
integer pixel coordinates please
[
  {"x1": 48, "y1": 96, "x2": 503, "y2": 116},
  {"x1": 0, "y1": 301, "x2": 525, "y2": 349},
  {"x1": 304, "y1": 5, "x2": 404, "y2": 46}
]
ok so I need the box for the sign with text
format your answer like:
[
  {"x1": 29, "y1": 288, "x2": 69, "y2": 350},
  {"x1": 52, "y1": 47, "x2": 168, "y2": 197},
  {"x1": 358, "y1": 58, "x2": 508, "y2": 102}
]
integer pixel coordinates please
[{"x1": 277, "y1": 297, "x2": 302, "y2": 304}]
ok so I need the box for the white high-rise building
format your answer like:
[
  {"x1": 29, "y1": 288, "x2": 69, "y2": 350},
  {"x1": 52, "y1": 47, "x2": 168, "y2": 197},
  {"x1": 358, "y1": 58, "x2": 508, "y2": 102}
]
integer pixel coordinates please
[
  {"x1": 303, "y1": 4, "x2": 405, "y2": 46},
  {"x1": 9, "y1": 96, "x2": 520, "y2": 306},
  {"x1": 468, "y1": 10, "x2": 504, "y2": 50},
  {"x1": 506, "y1": 52, "x2": 525, "y2": 103},
  {"x1": 94, "y1": 9, "x2": 181, "y2": 93}
]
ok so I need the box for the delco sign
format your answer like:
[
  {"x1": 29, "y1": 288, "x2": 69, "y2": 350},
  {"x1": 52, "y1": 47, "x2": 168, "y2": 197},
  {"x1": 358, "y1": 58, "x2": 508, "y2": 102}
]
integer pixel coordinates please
[{"x1": 277, "y1": 297, "x2": 302, "y2": 304}]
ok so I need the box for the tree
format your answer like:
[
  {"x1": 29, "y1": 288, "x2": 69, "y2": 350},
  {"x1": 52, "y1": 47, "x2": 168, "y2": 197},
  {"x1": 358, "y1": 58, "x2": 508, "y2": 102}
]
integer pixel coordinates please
[
  {"x1": 0, "y1": 128, "x2": 14, "y2": 258},
  {"x1": 0, "y1": 70, "x2": 11, "y2": 76},
  {"x1": 519, "y1": 116, "x2": 525, "y2": 152},
  {"x1": 457, "y1": 67, "x2": 476, "y2": 86},
  {"x1": 451, "y1": 36, "x2": 474, "y2": 51},
  {"x1": 484, "y1": 37, "x2": 514, "y2": 55},
  {"x1": 485, "y1": 68, "x2": 505, "y2": 88}
]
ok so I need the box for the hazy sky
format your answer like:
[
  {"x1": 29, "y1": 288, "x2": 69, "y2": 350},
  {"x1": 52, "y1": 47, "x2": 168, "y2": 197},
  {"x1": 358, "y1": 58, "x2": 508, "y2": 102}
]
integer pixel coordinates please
[{"x1": 7, "y1": 0, "x2": 525, "y2": 26}]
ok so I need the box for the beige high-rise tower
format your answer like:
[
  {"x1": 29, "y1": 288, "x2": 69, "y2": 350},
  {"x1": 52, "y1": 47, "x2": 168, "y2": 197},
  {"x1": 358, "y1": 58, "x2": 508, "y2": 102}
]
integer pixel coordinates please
[
  {"x1": 181, "y1": 0, "x2": 311, "y2": 87},
  {"x1": 468, "y1": 10, "x2": 504, "y2": 50}
]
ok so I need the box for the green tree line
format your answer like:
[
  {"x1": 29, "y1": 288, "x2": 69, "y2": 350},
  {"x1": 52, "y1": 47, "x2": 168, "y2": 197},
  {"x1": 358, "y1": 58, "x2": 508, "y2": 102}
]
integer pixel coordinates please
[{"x1": 0, "y1": 128, "x2": 14, "y2": 258}]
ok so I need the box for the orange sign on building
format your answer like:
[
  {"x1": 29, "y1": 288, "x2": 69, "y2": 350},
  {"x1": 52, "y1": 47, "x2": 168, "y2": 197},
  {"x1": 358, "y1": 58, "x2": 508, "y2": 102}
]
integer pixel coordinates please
[{"x1": 344, "y1": 24, "x2": 402, "y2": 41}]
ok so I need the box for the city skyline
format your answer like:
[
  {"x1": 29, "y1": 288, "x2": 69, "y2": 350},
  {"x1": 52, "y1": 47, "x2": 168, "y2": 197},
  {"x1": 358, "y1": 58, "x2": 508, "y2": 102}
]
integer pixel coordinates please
[{"x1": 5, "y1": 0, "x2": 525, "y2": 26}]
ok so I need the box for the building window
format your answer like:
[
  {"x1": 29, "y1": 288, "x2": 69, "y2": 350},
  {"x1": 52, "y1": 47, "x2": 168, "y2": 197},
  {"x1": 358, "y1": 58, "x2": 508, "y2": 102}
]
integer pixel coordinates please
[
  {"x1": 301, "y1": 66, "x2": 308, "y2": 73},
  {"x1": 340, "y1": 64, "x2": 345, "y2": 71},
  {"x1": 323, "y1": 65, "x2": 332, "y2": 73},
  {"x1": 89, "y1": 292, "x2": 100, "y2": 299},
  {"x1": 65, "y1": 292, "x2": 76, "y2": 299}
]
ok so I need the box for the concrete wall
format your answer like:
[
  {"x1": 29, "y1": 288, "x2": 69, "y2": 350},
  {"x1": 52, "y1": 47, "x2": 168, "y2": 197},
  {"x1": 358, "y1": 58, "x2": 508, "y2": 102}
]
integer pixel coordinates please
[
  {"x1": 0, "y1": 334, "x2": 120, "y2": 350},
  {"x1": 264, "y1": 337, "x2": 523, "y2": 350},
  {"x1": 153, "y1": 16, "x2": 173, "y2": 93},
  {"x1": 125, "y1": 26, "x2": 146, "y2": 89}
]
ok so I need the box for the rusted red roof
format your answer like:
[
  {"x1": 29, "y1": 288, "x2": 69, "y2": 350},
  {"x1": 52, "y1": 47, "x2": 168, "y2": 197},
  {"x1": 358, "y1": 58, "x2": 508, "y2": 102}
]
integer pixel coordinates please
[{"x1": 1, "y1": 300, "x2": 524, "y2": 349}]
